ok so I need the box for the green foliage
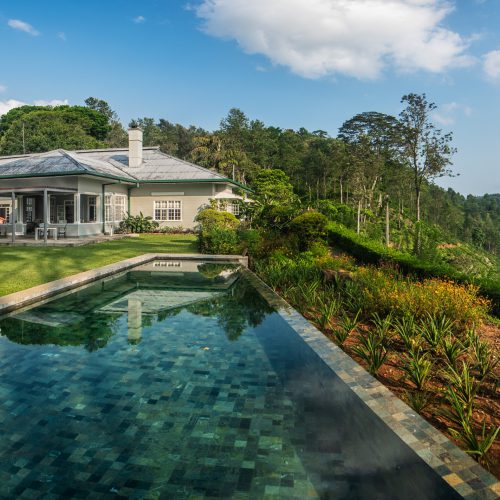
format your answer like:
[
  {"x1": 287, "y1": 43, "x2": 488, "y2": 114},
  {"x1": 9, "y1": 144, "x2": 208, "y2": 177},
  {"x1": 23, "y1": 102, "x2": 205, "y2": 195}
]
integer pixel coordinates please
[
  {"x1": 327, "y1": 222, "x2": 500, "y2": 315},
  {"x1": 444, "y1": 387, "x2": 499, "y2": 464},
  {"x1": 442, "y1": 336, "x2": 467, "y2": 369},
  {"x1": 401, "y1": 348, "x2": 434, "y2": 391},
  {"x1": 252, "y1": 169, "x2": 295, "y2": 204},
  {"x1": 332, "y1": 309, "x2": 361, "y2": 346},
  {"x1": 444, "y1": 362, "x2": 479, "y2": 418},
  {"x1": 394, "y1": 314, "x2": 420, "y2": 351},
  {"x1": 195, "y1": 209, "x2": 239, "y2": 231},
  {"x1": 118, "y1": 212, "x2": 159, "y2": 233},
  {"x1": 195, "y1": 208, "x2": 241, "y2": 254},
  {"x1": 370, "y1": 312, "x2": 394, "y2": 347},
  {"x1": 289, "y1": 211, "x2": 329, "y2": 250},
  {"x1": 470, "y1": 336, "x2": 499, "y2": 381},
  {"x1": 419, "y1": 313, "x2": 454, "y2": 351},
  {"x1": 317, "y1": 296, "x2": 341, "y2": 331},
  {"x1": 351, "y1": 329, "x2": 388, "y2": 377},
  {"x1": 199, "y1": 228, "x2": 240, "y2": 255},
  {"x1": 403, "y1": 390, "x2": 433, "y2": 413}
]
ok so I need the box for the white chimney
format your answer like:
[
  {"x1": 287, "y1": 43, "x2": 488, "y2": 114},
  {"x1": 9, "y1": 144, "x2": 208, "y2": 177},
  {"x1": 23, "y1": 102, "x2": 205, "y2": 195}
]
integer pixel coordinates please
[{"x1": 128, "y1": 127, "x2": 143, "y2": 167}]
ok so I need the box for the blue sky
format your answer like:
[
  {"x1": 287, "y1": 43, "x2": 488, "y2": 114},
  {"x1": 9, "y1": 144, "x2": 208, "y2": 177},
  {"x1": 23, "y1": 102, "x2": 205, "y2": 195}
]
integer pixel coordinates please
[{"x1": 0, "y1": 0, "x2": 499, "y2": 195}]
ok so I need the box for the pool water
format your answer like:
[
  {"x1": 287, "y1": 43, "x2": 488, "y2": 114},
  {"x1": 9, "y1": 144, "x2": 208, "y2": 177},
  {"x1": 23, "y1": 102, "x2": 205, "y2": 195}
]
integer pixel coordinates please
[{"x1": 0, "y1": 261, "x2": 461, "y2": 498}]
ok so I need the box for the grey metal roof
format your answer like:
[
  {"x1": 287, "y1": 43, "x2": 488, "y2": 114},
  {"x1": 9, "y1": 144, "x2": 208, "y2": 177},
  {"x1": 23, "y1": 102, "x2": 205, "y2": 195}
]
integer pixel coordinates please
[
  {"x1": 78, "y1": 148, "x2": 229, "y2": 183},
  {"x1": 0, "y1": 149, "x2": 136, "y2": 182},
  {"x1": 0, "y1": 147, "x2": 241, "y2": 186}
]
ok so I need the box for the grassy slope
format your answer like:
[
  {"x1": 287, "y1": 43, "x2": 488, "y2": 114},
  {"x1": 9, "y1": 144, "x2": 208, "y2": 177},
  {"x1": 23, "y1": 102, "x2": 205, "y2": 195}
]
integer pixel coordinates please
[{"x1": 0, "y1": 234, "x2": 198, "y2": 296}]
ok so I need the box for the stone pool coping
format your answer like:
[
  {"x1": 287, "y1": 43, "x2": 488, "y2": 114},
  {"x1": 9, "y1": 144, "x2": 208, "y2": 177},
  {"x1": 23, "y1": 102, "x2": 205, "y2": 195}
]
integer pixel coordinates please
[
  {"x1": 0, "y1": 253, "x2": 248, "y2": 315},
  {"x1": 240, "y1": 268, "x2": 500, "y2": 500},
  {"x1": 0, "y1": 255, "x2": 497, "y2": 499}
]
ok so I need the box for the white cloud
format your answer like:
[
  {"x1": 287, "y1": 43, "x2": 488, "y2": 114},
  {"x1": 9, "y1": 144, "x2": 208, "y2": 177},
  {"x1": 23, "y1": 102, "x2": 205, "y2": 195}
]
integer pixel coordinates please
[
  {"x1": 432, "y1": 101, "x2": 472, "y2": 126},
  {"x1": 0, "y1": 99, "x2": 27, "y2": 116},
  {"x1": 7, "y1": 19, "x2": 39, "y2": 36},
  {"x1": 133, "y1": 15, "x2": 146, "y2": 24},
  {"x1": 483, "y1": 49, "x2": 500, "y2": 81},
  {"x1": 57, "y1": 32, "x2": 67, "y2": 41},
  {"x1": 0, "y1": 85, "x2": 6, "y2": 93},
  {"x1": 195, "y1": 0, "x2": 474, "y2": 79},
  {"x1": 0, "y1": 99, "x2": 69, "y2": 116}
]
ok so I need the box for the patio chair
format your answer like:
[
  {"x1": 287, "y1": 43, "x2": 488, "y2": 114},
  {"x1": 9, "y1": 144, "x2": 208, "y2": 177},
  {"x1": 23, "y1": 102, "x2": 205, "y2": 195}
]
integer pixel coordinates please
[{"x1": 57, "y1": 222, "x2": 67, "y2": 238}]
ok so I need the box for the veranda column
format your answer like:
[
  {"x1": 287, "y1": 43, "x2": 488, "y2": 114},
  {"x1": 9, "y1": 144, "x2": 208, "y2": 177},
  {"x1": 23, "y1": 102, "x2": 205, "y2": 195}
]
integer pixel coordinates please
[
  {"x1": 43, "y1": 189, "x2": 48, "y2": 244},
  {"x1": 75, "y1": 193, "x2": 80, "y2": 236},
  {"x1": 11, "y1": 191, "x2": 16, "y2": 243}
]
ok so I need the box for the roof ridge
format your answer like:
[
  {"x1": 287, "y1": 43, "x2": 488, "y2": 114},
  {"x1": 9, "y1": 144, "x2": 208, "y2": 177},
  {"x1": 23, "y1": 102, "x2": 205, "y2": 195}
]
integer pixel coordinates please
[
  {"x1": 69, "y1": 150, "x2": 139, "y2": 182},
  {"x1": 59, "y1": 150, "x2": 91, "y2": 172}
]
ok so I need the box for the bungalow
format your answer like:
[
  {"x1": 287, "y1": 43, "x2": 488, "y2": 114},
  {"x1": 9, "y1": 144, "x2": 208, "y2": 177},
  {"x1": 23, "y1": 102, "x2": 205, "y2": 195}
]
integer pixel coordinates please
[{"x1": 0, "y1": 128, "x2": 248, "y2": 241}]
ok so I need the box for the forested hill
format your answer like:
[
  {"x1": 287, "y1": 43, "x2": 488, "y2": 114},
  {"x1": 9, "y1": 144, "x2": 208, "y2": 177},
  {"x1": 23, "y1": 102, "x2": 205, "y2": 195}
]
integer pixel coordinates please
[{"x1": 0, "y1": 96, "x2": 498, "y2": 257}]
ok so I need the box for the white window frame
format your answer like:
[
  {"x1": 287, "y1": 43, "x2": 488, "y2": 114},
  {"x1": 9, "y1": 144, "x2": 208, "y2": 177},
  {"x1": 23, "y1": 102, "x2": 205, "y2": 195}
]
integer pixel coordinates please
[
  {"x1": 87, "y1": 196, "x2": 97, "y2": 223},
  {"x1": 105, "y1": 194, "x2": 127, "y2": 222},
  {"x1": 153, "y1": 200, "x2": 182, "y2": 222},
  {"x1": 227, "y1": 201, "x2": 241, "y2": 215}
]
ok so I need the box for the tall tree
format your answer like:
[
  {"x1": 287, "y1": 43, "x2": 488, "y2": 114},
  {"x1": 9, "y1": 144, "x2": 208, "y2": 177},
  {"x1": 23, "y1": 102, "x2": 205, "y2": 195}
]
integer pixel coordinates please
[{"x1": 398, "y1": 93, "x2": 456, "y2": 223}]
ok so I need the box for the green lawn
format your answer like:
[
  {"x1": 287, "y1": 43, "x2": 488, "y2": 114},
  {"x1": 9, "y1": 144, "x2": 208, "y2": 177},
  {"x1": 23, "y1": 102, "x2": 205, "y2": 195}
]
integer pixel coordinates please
[{"x1": 0, "y1": 234, "x2": 198, "y2": 296}]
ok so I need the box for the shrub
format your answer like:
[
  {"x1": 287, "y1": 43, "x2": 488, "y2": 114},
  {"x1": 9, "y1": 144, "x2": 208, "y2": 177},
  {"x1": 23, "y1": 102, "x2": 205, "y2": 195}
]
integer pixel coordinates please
[
  {"x1": 290, "y1": 211, "x2": 329, "y2": 250},
  {"x1": 199, "y1": 228, "x2": 240, "y2": 255},
  {"x1": 327, "y1": 222, "x2": 500, "y2": 315},
  {"x1": 238, "y1": 228, "x2": 263, "y2": 256},
  {"x1": 196, "y1": 208, "x2": 240, "y2": 254},
  {"x1": 355, "y1": 267, "x2": 490, "y2": 330},
  {"x1": 118, "y1": 212, "x2": 159, "y2": 233},
  {"x1": 195, "y1": 209, "x2": 239, "y2": 231}
]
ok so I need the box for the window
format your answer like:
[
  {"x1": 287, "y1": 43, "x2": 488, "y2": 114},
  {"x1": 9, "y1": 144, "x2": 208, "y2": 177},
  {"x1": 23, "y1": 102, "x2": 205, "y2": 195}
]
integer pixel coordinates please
[
  {"x1": 227, "y1": 201, "x2": 241, "y2": 216},
  {"x1": 25, "y1": 197, "x2": 35, "y2": 222},
  {"x1": 105, "y1": 194, "x2": 127, "y2": 222},
  {"x1": 114, "y1": 196, "x2": 126, "y2": 221},
  {"x1": 154, "y1": 200, "x2": 182, "y2": 221},
  {"x1": 88, "y1": 196, "x2": 97, "y2": 222}
]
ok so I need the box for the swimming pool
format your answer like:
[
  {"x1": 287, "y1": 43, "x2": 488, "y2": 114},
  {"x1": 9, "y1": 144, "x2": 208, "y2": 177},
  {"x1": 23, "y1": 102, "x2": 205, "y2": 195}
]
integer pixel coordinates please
[{"x1": 0, "y1": 260, "x2": 483, "y2": 497}]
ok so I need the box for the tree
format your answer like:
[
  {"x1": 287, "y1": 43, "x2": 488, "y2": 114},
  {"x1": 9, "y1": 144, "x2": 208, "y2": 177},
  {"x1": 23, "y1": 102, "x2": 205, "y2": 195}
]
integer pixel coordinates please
[
  {"x1": 398, "y1": 94, "x2": 456, "y2": 252},
  {"x1": 399, "y1": 94, "x2": 456, "y2": 223},
  {"x1": 0, "y1": 110, "x2": 105, "y2": 154}
]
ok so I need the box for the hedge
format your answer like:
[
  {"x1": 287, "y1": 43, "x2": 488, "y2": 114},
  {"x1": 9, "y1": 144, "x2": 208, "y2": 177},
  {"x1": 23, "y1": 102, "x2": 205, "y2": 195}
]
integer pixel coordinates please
[{"x1": 327, "y1": 222, "x2": 500, "y2": 316}]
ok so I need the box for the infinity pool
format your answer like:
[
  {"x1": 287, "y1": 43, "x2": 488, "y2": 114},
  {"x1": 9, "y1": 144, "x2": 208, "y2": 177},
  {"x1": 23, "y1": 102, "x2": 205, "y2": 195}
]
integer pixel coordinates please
[{"x1": 0, "y1": 261, "x2": 461, "y2": 498}]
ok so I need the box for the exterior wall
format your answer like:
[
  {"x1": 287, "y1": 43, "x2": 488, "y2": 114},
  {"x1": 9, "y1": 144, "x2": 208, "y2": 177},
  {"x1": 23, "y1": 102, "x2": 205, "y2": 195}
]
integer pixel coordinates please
[{"x1": 129, "y1": 182, "x2": 227, "y2": 229}]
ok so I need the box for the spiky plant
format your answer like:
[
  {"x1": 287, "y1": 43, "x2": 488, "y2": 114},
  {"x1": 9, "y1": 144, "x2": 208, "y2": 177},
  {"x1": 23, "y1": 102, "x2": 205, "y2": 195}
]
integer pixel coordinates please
[
  {"x1": 394, "y1": 314, "x2": 419, "y2": 351},
  {"x1": 332, "y1": 309, "x2": 361, "y2": 346},
  {"x1": 317, "y1": 297, "x2": 340, "y2": 331},
  {"x1": 404, "y1": 390, "x2": 433, "y2": 413},
  {"x1": 444, "y1": 362, "x2": 479, "y2": 418},
  {"x1": 351, "y1": 330, "x2": 388, "y2": 377},
  {"x1": 471, "y1": 336, "x2": 499, "y2": 381},
  {"x1": 442, "y1": 336, "x2": 467, "y2": 369},
  {"x1": 419, "y1": 312, "x2": 454, "y2": 351},
  {"x1": 371, "y1": 312, "x2": 394, "y2": 347},
  {"x1": 401, "y1": 347, "x2": 434, "y2": 391}
]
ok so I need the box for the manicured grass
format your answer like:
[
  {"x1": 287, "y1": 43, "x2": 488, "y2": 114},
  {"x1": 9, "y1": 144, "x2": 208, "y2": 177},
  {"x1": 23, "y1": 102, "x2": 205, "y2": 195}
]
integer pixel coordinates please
[{"x1": 0, "y1": 234, "x2": 198, "y2": 296}]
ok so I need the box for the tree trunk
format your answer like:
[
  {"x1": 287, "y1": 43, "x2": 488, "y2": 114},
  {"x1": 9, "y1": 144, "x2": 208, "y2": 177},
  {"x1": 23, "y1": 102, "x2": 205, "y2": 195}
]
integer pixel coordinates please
[
  {"x1": 357, "y1": 199, "x2": 361, "y2": 235},
  {"x1": 385, "y1": 196, "x2": 390, "y2": 247},
  {"x1": 340, "y1": 179, "x2": 343, "y2": 204}
]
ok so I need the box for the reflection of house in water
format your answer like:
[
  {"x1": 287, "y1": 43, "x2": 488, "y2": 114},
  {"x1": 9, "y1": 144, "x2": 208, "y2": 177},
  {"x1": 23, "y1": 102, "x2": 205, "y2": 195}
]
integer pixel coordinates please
[
  {"x1": 0, "y1": 261, "x2": 241, "y2": 349},
  {"x1": 127, "y1": 298, "x2": 142, "y2": 345}
]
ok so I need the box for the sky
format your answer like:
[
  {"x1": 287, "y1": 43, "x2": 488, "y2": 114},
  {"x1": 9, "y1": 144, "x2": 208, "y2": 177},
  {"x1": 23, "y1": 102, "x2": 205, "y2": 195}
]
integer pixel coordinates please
[{"x1": 0, "y1": 0, "x2": 499, "y2": 195}]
